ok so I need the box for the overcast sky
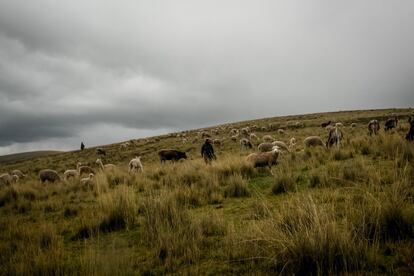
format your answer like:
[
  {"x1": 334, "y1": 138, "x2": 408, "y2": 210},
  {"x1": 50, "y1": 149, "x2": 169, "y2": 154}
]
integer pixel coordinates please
[{"x1": 1, "y1": 1, "x2": 414, "y2": 155}]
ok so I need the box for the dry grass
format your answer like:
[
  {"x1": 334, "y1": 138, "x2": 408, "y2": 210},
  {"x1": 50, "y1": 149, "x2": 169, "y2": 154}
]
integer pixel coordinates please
[
  {"x1": 0, "y1": 108, "x2": 413, "y2": 274},
  {"x1": 141, "y1": 191, "x2": 203, "y2": 270}
]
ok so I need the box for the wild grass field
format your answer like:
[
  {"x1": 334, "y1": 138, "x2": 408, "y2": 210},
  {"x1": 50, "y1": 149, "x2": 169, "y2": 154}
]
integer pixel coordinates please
[{"x1": 0, "y1": 108, "x2": 413, "y2": 275}]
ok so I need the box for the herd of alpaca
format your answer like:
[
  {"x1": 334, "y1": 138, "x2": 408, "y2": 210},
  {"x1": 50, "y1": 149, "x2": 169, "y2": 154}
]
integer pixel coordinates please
[{"x1": 1, "y1": 115, "x2": 413, "y2": 188}]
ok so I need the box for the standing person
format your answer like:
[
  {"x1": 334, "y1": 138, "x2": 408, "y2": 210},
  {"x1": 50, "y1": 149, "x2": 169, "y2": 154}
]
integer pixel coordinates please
[
  {"x1": 80, "y1": 142, "x2": 85, "y2": 150},
  {"x1": 406, "y1": 116, "x2": 414, "y2": 141},
  {"x1": 201, "y1": 138, "x2": 216, "y2": 164}
]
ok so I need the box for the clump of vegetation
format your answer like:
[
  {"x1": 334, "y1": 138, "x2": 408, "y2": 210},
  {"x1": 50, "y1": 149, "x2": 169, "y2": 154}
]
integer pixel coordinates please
[
  {"x1": 197, "y1": 212, "x2": 227, "y2": 237},
  {"x1": 341, "y1": 158, "x2": 368, "y2": 183},
  {"x1": 308, "y1": 169, "x2": 330, "y2": 188},
  {"x1": 272, "y1": 164, "x2": 297, "y2": 194},
  {"x1": 272, "y1": 175, "x2": 296, "y2": 194},
  {"x1": 172, "y1": 186, "x2": 203, "y2": 208},
  {"x1": 249, "y1": 200, "x2": 272, "y2": 220},
  {"x1": 141, "y1": 192, "x2": 202, "y2": 269},
  {"x1": 99, "y1": 185, "x2": 137, "y2": 232},
  {"x1": 0, "y1": 186, "x2": 19, "y2": 206},
  {"x1": 229, "y1": 196, "x2": 369, "y2": 275},
  {"x1": 223, "y1": 174, "x2": 250, "y2": 198}
]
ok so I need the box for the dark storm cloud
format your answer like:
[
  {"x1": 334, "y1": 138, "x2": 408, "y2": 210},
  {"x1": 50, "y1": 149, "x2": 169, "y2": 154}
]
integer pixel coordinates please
[{"x1": 1, "y1": 0, "x2": 414, "y2": 154}]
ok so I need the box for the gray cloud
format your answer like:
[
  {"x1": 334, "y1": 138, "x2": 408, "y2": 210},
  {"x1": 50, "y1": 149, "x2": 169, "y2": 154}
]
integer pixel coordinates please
[{"x1": 1, "y1": 0, "x2": 414, "y2": 154}]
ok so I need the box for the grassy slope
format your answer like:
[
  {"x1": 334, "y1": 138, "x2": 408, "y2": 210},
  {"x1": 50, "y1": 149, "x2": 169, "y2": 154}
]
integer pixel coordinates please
[
  {"x1": 0, "y1": 108, "x2": 413, "y2": 275},
  {"x1": 0, "y1": 151, "x2": 62, "y2": 164}
]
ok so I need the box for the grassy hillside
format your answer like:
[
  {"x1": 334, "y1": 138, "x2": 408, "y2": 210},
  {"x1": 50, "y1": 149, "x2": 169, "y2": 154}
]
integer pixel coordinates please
[
  {"x1": 0, "y1": 151, "x2": 62, "y2": 165},
  {"x1": 0, "y1": 108, "x2": 413, "y2": 275}
]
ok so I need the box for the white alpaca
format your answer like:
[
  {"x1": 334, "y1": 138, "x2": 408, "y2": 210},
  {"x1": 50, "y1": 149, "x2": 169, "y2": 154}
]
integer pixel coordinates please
[
  {"x1": 96, "y1": 158, "x2": 116, "y2": 172},
  {"x1": 77, "y1": 162, "x2": 95, "y2": 175},
  {"x1": 80, "y1": 173, "x2": 94, "y2": 188},
  {"x1": 64, "y1": 169, "x2": 79, "y2": 181},
  {"x1": 289, "y1": 137, "x2": 296, "y2": 150},
  {"x1": 129, "y1": 156, "x2": 143, "y2": 173}
]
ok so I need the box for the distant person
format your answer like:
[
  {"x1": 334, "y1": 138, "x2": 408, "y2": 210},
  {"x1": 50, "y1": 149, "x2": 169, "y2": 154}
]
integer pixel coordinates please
[
  {"x1": 201, "y1": 138, "x2": 216, "y2": 164},
  {"x1": 80, "y1": 142, "x2": 85, "y2": 150},
  {"x1": 407, "y1": 116, "x2": 414, "y2": 141}
]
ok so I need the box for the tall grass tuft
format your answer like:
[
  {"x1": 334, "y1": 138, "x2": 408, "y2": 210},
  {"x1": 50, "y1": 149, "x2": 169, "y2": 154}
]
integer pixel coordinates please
[
  {"x1": 223, "y1": 174, "x2": 250, "y2": 198},
  {"x1": 99, "y1": 185, "x2": 138, "y2": 232},
  {"x1": 142, "y1": 191, "x2": 202, "y2": 269},
  {"x1": 272, "y1": 163, "x2": 297, "y2": 194},
  {"x1": 229, "y1": 195, "x2": 368, "y2": 274},
  {"x1": 0, "y1": 221, "x2": 66, "y2": 275}
]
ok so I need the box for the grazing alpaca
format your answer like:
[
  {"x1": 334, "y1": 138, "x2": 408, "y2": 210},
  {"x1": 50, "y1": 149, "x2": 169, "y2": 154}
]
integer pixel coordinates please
[
  {"x1": 213, "y1": 139, "x2": 222, "y2": 147},
  {"x1": 250, "y1": 133, "x2": 259, "y2": 141},
  {"x1": 77, "y1": 162, "x2": 95, "y2": 176},
  {"x1": 158, "y1": 149, "x2": 187, "y2": 163},
  {"x1": 0, "y1": 173, "x2": 16, "y2": 186},
  {"x1": 240, "y1": 138, "x2": 253, "y2": 150},
  {"x1": 230, "y1": 129, "x2": 238, "y2": 136},
  {"x1": 129, "y1": 156, "x2": 143, "y2": 173},
  {"x1": 246, "y1": 148, "x2": 280, "y2": 170},
  {"x1": 272, "y1": 141, "x2": 290, "y2": 152},
  {"x1": 385, "y1": 116, "x2": 398, "y2": 131},
  {"x1": 80, "y1": 173, "x2": 94, "y2": 188},
  {"x1": 368, "y1": 120, "x2": 380, "y2": 135},
  {"x1": 39, "y1": 169, "x2": 61, "y2": 183},
  {"x1": 304, "y1": 136, "x2": 325, "y2": 147},
  {"x1": 11, "y1": 169, "x2": 26, "y2": 179},
  {"x1": 240, "y1": 127, "x2": 250, "y2": 137},
  {"x1": 326, "y1": 125, "x2": 343, "y2": 149},
  {"x1": 289, "y1": 137, "x2": 297, "y2": 149},
  {"x1": 321, "y1": 120, "x2": 331, "y2": 128},
  {"x1": 258, "y1": 142, "x2": 273, "y2": 152},
  {"x1": 262, "y1": 135, "x2": 273, "y2": 143},
  {"x1": 96, "y1": 158, "x2": 116, "y2": 172},
  {"x1": 64, "y1": 169, "x2": 79, "y2": 181}
]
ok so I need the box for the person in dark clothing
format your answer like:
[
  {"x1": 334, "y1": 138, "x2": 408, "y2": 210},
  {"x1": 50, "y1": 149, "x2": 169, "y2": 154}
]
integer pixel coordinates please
[
  {"x1": 201, "y1": 138, "x2": 216, "y2": 164},
  {"x1": 406, "y1": 116, "x2": 414, "y2": 141},
  {"x1": 80, "y1": 142, "x2": 85, "y2": 150}
]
